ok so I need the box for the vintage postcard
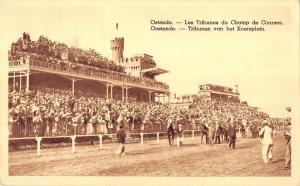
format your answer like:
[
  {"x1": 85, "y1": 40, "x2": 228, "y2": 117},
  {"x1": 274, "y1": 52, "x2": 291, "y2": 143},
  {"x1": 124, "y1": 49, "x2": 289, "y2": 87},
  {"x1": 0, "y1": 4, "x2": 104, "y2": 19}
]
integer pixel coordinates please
[{"x1": 0, "y1": 0, "x2": 299, "y2": 185}]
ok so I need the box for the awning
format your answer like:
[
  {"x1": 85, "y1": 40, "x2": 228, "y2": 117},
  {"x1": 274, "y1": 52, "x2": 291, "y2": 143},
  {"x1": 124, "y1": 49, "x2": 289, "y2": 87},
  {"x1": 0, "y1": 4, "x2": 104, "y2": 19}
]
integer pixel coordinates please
[{"x1": 141, "y1": 67, "x2": 169, "y2": 76}]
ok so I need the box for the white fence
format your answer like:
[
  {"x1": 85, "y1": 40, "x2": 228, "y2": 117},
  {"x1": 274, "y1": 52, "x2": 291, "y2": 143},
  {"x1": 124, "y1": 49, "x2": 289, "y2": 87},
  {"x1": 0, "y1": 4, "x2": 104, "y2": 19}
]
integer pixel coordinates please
[{"x1": 9, "y1": 130, "x2": 201, "y2": 157}]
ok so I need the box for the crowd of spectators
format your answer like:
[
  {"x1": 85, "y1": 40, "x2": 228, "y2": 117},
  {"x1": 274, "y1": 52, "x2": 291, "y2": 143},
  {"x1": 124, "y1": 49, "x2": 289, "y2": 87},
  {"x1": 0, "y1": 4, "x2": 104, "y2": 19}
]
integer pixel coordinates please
[
  {"x1": 10, "y1": 33, "x2": 124, "y2": 72},
  {"x1": 8, "y1": 33, "x2": 284, "y2": 139},
  {"x1": 8, "y1": 33, "x2": 169, "y2": 90},
  {"x1": 9, "y1": 86, "x2": 283, "y2": 139}
]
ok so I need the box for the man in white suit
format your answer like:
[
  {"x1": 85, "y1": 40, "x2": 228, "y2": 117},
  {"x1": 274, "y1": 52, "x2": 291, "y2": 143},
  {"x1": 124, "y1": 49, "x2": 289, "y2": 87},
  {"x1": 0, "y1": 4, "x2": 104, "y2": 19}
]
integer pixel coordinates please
[{"x1": 259, "y1": 120, "x2": 274, "y2": 163}]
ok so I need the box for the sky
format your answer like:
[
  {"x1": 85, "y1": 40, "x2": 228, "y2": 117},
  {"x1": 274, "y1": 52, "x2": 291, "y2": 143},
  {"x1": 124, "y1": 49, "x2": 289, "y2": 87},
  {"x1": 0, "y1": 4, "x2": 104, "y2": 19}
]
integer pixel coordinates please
[{"x1": 0, "y1": 0, "x2": 298, "y2": 117}]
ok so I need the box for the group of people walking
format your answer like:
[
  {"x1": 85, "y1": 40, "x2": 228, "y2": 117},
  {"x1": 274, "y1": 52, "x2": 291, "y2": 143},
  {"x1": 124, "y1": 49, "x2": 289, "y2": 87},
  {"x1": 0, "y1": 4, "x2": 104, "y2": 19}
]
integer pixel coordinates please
[
  {"x1": 167, "y1": 117, "x2": 184, "y2": 147},
  {"x1": 198, "y1": 120, "x2": 238, "y2": 149},
  {"x1": 116, "y1": 118, "x2": 292, "y2": 172}
]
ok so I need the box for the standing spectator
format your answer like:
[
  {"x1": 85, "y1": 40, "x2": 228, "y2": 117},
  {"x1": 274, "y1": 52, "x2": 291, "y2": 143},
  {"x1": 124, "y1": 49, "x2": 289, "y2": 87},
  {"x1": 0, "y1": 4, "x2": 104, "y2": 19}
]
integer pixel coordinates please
[
  {"x1": 200, "y1": 123, "x2": 208, "y2": 144},
  {"x1": 26, "y1": 112, "x2": 33, "y2": 137},
  {"x1": 98, "y1": 115, "x2": 107, "y2": 134},
  {"x1": 72, "y1": 113, "x2": 79, "y2": 135},
  {"x1": 115, "y1": 125, "x2": 126, "y2": 156},
  {"x1": 176, "y1": 123, "x2": 184, "y2": 147},
  {"x1": 105, "y1": 111, "x2": 112, "y2": 133},
  {"x1": 283, "y1": 122, "x2": 291, "y2": 169},
  {"x1": 228, "y1": 121, "x2": 236, "y2": 149},
  {"x1": 240, "y1": 124, "x2": 245, "y2": 138},
  {"x1": 222, "y1": 124, "x2": 228, "y2": 142},
  {"x1": 259, "y1": 120, "x2": 274, "y2": 163},
  {"x1": 17, "y1": 114, "x2": 25, "y2": 137},
  {"x1": 82, "y1": 113, "x2": 89, "y2": 135},
  {"x1": 87, "y1": 116, "x2": 93, "y2": 135},
  {"x1": 91, "y1": 113, "x2": 98, "y2": 134},
  {"x1": 167, "y1": 116, "x2": 174, "y2": 146},
  {"x1": 215, "y1": 122, "x2": 221, "y2": 144},
  {"x1": 8, "y1": 112, "x2": 14, "y2": 137},
  {"x1": 207, "y1": 124, "x2": 214, "y2": 146}
]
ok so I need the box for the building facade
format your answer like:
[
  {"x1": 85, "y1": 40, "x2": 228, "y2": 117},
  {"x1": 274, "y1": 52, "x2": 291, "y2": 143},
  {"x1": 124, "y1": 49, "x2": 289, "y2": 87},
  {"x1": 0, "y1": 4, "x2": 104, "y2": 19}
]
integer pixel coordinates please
[
  {"x1": 198, "y1": 84, "x2": 240, "y2": 102},
  {"x1": 8, "y1": 33, "x2": 170, "y2": 103}
]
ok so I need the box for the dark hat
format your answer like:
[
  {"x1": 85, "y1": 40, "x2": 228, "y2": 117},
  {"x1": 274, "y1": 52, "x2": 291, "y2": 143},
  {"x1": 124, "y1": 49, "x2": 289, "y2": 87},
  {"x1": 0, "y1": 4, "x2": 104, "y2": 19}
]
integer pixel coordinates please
[{"x1": 287, "y1": 122, "x2": 291, "y2": 125}]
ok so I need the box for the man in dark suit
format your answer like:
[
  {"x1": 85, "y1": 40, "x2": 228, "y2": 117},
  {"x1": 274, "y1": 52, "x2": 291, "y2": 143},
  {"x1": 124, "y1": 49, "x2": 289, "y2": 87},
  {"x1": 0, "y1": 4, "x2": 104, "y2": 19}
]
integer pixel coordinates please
[
  {"x1": 116, "y1": 125, "x2": 126, "y2": 156},
  {"x1": 200, "y1": 123, "x2": 208, "y2": 144},
  {"x1": 167, "y1": 117, "x2": 175, "y2": 146},
  {"x1": 228, "y1": 121, "x2": 236, "y2": 149}
]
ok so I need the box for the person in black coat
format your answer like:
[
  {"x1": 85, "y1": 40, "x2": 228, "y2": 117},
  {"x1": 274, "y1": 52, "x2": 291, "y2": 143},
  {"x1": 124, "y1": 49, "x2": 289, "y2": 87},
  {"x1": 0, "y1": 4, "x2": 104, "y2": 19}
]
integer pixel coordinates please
[
  {"x1": 167, "y1": 117, "x2": 174, "y2": 146},
  {"x1": 116, "y1": 125, "x2": 126, "y2": 156},
  {"x1": 200, "y1": 123, "x2": 208, "y2": 144},
  {"x1": 228, "y1": 122, "x2": 236, "y2": 149},
  {"x1": 215, "y1": 123, "x2": 221, "y2": 144}
]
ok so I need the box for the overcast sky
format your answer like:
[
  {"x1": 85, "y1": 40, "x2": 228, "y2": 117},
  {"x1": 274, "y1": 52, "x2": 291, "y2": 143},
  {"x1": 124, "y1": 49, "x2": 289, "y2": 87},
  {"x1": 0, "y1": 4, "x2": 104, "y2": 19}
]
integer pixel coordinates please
[{"x1": 0, "y1": 0, "x2": 298, "y2": 117}]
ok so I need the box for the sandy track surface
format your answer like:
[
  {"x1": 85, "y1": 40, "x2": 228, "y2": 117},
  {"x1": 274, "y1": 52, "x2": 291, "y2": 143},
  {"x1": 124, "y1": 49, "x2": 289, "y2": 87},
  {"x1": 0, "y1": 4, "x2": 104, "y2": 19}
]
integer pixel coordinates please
[{"x1": 9, "y1": 134, "x2": 290, "y2": 176}]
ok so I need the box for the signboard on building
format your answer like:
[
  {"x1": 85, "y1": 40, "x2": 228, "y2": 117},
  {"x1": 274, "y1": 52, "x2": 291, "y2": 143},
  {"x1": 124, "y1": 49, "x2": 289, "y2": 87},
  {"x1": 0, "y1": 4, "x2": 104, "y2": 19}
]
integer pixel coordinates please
[{"x1": 8, "y1": 57, "x2": 29, "y2": 72}]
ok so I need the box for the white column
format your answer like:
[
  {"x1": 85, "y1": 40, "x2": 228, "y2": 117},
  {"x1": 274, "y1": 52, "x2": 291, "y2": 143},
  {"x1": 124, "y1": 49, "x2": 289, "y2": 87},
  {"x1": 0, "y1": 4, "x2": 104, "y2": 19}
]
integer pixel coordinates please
[
  {"x1": 148, "y1": 91, "x2": 152, "y2": 104},
  {"x1": 125, "y1": 85, "x2": 128, "y2": 103},
  {"x1": 106, "y1": 84, "x2": 109, "y2": 99},
  {"x1": 72, "y1": 78, "x2": 75, "y2": 95},
  {"x1": 13, "y1": 72, "x2": 15, "y2": 91},
  {"x1": 35, "y1": 137, "x2": 42, "y2": 157},
  {"x1": 110, "y1": 84, "x2": 113, "y2": 100},
  {"x1": 141, "y1": 133, "x2": 144, "y2": 146},
  {"x1": 98, "y1": 134, "x2": 103, "y2": 150},
  {"x1": 71, "y1": 136, "x2": 76, "y2": 153},
  {"x1": 192, "y1": 130, "x2": 195, "y2": 144},
  {"x1": 19, "y1": 75, "x2": 22, "y2": 91},
  {"x1": 26, "y1": 71, "x2": 30, "y2": 92},
  {"x1": 122, "y1": 86, "x2": 124, "y2": 102},
  {"x1": 156, "y1": 132, "x2": 160, "y2": 145}
]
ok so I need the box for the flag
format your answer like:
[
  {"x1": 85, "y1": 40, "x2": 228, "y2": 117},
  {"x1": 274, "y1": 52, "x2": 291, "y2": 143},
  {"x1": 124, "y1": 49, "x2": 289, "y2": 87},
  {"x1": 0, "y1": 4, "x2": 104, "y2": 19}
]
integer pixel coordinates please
[
  {"x1": 116, "y1": 23, "x2": 119, "y2": 30},
  {"x1": 286, "y1": 107, "x2": 291, "y2": 112}
]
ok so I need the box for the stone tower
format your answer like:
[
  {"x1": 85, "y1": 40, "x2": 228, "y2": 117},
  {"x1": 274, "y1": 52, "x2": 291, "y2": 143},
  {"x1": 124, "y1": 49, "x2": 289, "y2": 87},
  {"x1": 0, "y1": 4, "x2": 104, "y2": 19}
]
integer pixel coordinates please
[{"x1": 111, "y1": 37, "x2": 124, "y2": 63}]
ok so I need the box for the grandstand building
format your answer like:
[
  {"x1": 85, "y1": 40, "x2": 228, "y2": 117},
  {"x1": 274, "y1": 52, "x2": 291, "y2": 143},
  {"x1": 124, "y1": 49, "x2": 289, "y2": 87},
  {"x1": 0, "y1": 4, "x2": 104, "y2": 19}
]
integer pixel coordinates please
[
  {"x1": 198, "y1": 84, "x2": 240, "y2": 102},
  {"x1": 8, "y1": 33, "x2": 170, "y2": 103}
]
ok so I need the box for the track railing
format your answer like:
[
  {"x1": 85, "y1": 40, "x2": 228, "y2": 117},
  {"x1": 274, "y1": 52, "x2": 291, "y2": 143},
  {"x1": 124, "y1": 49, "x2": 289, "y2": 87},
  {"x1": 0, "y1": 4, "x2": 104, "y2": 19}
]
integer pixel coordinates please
[{"x1": 9, "y1": 130, "x2": 201, "y2": 156}]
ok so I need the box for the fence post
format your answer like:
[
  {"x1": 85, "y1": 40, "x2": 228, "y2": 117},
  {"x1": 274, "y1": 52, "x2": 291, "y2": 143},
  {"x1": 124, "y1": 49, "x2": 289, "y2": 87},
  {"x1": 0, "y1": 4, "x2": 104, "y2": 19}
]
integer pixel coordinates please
[
  {"x1": 141, "y1": 133, "x2": 144, "y2": 146},
  {"x1": 156, "y1": 132, "x2": 159, "y2": 144},
  {"x1": 192, "y1": 130, "x2": 195, "y2": 144},
  {"x1": 71, "y1": 135, "x2": 76, "y2": 153},
  {"x1": 35, "y1": 137, "x2": 42, "y2": 157},
  {"x1": 98, "y1": 134, "x2": 103, "y2": 150}
]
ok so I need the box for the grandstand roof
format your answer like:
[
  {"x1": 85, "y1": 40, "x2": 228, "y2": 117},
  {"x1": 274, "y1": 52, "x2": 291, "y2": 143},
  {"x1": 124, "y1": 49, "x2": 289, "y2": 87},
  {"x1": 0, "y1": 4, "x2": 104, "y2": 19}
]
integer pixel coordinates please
[{"x1": 141, "y1": 67, "x2": 169, "y2": 76}]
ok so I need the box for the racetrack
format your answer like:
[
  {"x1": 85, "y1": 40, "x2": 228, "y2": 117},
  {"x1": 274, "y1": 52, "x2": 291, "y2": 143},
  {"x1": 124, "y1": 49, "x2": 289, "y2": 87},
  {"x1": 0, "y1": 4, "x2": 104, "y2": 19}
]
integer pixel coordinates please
[{"x1": 9, "y1": 132, "x2": 290, "y2": 176}]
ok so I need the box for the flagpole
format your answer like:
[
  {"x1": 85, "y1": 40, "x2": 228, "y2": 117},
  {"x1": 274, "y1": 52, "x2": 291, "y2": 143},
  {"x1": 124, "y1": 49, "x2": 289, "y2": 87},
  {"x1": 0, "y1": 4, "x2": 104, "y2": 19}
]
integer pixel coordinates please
[{"x1": 116, "y1": 23, "x2": 119, "y2": 37}]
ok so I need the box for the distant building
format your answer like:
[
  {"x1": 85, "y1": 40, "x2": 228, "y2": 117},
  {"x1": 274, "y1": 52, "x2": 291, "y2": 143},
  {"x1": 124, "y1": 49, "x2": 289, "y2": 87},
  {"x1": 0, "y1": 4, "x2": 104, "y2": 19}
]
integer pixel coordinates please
[
  {"x1": 198, "y1": 84, "x2": 240, "y2": 102},
  {"x1": 111, "y1": 37, "x2": 168, "y2": 80}
]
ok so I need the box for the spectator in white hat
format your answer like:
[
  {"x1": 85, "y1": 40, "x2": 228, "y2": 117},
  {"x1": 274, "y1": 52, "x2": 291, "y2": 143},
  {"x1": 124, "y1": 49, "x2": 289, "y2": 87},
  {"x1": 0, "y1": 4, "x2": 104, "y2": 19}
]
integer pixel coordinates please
[{"x1": 259, "y1": 120, "x2": 274, "y2": 163}]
